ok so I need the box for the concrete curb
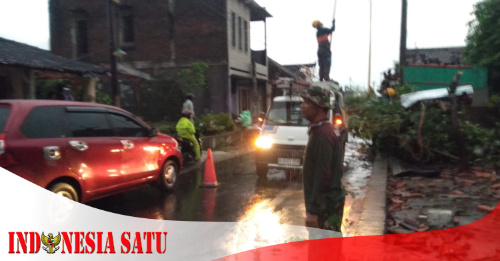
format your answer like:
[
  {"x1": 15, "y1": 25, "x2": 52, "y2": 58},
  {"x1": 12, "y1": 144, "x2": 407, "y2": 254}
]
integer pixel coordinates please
[{"x1": 356, "y1": 154, "x2": 388, "y2": 236}]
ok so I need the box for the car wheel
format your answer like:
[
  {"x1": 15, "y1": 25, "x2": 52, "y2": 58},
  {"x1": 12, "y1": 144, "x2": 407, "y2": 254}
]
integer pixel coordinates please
[
  {"x1": 49, "y1": 183, "x2": 79, "y2": 202},
  {"x1": 159, "y1": 160, "x2": 179, "y2": 191},
  {"x1": 256, "y1": 164, "x2": 268, "y2": 181}
]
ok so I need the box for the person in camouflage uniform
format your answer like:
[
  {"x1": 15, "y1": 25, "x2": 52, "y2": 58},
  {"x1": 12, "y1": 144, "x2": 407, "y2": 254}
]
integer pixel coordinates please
[{"x1": 300, "y1": 86, "x2": 346, "y2": 232}]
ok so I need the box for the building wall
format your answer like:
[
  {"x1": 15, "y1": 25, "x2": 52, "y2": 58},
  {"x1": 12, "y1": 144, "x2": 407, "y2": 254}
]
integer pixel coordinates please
[
  {"x1": 226, "y1": 0, "x2": 253, "y2": 76},
  {"x1": 49, "y1": 0, "x2": 266, "y2": 115},
  {"x1": 403, "y1": 66, "x2": 488, "y2": 90},
  {"x1": 50, "y1": 0, "x2": 173, "y2": 64},
  {"x1": 0, "y1": 65, "x2": 26, "y2": 99},
  {"x1": 175, "y1": 0, "x2": 228, "y2": 64},
  {"x1": 403, "y1": 65, "x2": 489, "y2": 106}
]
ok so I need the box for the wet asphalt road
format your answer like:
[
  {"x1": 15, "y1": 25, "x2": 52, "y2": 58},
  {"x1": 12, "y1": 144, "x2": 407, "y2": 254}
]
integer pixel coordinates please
[
  {"x1": 87, "y1": 137, "x2": 372, "y2": 236},
  {"x1": 87, "y1": 153, "x2": 306, "y2": 225}
]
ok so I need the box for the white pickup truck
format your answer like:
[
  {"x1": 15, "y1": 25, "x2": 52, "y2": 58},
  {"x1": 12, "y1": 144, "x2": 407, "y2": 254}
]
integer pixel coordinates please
[{"x1": 254, "y1": 79, "x2": 348, "y2": 180}]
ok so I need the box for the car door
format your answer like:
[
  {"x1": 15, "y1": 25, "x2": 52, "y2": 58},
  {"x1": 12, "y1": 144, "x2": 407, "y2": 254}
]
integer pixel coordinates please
[
  {"x1": 8, "y1": 106, "x2": 70, "y2": 187},
  {"x1": 64, "y1": 107, "x2": 123, "y2": 197},
  {"x1": 106, "y1": 111, "x2": 160, "y2": 182}
]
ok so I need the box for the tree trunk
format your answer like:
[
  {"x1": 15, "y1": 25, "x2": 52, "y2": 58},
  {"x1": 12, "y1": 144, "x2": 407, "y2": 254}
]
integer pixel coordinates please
[{"x1": 449, "y1": 72, "x2": 468, "y2": 169}]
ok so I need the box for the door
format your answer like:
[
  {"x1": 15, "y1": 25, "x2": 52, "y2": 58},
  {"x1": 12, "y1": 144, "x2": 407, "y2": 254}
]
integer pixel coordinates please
[
  {"x1": 9, "y1": 106, "x2": 69, "y2": 187},
  {"x1": 107, "y1": 112, "x2": 160, "y2": 182},
  {"x1": 64, "y1": 108, "x2": 123, "y2": 196}
]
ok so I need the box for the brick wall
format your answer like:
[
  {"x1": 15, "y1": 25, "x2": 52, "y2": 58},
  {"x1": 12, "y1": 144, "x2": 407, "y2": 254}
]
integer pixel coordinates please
[
  {"x1": 49, "y1": 0, "x2": 230, "y2": 66},
  {"x1": 175, "y1": 0, "x2": 228, "y2": 63},
  {"x1": 50, "y1": 0, "x2": 173, "y2": 64},
  {"x1": 49, "y1": 0, "x2": 264, "y2": 115}
]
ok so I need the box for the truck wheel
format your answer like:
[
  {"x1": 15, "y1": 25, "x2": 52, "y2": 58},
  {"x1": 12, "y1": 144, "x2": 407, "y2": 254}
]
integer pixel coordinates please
[{"x1": 256, "y1": 164, "x2": 268, "y2": 181}]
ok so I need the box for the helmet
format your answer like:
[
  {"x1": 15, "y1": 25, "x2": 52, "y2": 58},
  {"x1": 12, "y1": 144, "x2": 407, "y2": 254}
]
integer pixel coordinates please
[
  {"x1": 312, "y1": 20, "x2": 322, "y2": 28},
  {"x1": 386, "y1": 88, "x2": 396, "y2": 97}
]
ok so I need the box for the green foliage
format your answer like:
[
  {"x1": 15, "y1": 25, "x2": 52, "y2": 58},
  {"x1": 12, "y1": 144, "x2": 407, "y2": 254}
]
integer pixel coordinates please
[
  {"x1": 176, "y1": 62, "x2": 209, "y2": 94},
  {"x1": 346, "y1": 95, "x2": 409, "y2": 155},
  {"x1": 486, "y1": 95, "x2": 500, "y2": 114},
  {"x1": 95, "y1": 88, "x2": 112, "y2": 105},
  {"x1": 460, "y1": 121, "x2": 500, "y2": 166},
  {"x1": 195, "y1": 112, "x2": 235, "y2": 136},
  {"x1": 343, "y1": 85, "x2": 369, "y2": 97},
  {"x1": 154, "y1": 122, "x2": 177, "y2": 136},
  {"x1": 394, "y1": 85, "x2": 418, "y2": 96},
  {"x1": 464, "y1": 0, "x2": 500, "y2": 66},
  {"x1": 346, "y1": 87, "x2": 500, "y2": 167},
  {"x1": 139, "y1": 62, "x2": 209, "y2": 122},
  {"x1": 36, "y1": 79, "x2": 70, "y2": 99},
  {"x1": 140, "y1": 79, "x2": 182, "y2": 121}
]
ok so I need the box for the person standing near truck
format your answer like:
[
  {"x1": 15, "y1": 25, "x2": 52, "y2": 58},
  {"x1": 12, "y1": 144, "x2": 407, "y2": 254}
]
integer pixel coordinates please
[
  {"x1": 300, "y1": 86, "x2": 346, "y2": 232},
  {"x1": 312, "y1": 19, "x2": 336, "y2": 82}
]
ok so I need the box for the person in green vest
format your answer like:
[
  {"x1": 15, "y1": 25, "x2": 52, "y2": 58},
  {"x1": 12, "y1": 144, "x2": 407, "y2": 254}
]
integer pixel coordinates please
[{"x1": 176, "y1": 110, "x2": 201, "y2": 161}]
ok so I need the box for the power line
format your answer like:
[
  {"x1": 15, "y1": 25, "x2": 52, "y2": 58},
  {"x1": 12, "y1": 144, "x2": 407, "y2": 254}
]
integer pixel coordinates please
[{"x1": 197, "y1": 0, "x2": 227, "y2": 19}]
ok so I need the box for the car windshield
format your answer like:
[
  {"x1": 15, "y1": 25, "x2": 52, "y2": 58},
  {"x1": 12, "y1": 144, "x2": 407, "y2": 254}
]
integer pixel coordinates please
[{"x1": 265, "y1": 101, "x2": 309, "y2": 126}]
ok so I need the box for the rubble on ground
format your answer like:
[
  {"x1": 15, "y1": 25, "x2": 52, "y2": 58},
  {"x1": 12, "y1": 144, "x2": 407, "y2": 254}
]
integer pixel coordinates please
[{"x1": 386, "y1": 162, "x2": 499, "y2": 234}]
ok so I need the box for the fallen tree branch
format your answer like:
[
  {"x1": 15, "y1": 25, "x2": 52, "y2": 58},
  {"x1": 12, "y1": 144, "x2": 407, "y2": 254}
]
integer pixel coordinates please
[{"x1": 428, "y1": 148, "x2": 460, "y2": 161}]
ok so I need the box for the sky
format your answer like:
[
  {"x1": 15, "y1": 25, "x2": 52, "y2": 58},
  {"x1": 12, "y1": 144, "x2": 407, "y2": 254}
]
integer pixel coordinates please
[{"x1": 0, "y1": 0, "x2": 481, "y2": 88}]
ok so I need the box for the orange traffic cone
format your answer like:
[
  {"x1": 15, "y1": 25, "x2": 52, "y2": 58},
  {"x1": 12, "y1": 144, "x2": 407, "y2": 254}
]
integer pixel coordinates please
[{"x1": 200, "y1": 149, "x2": 219, "y2": 187}]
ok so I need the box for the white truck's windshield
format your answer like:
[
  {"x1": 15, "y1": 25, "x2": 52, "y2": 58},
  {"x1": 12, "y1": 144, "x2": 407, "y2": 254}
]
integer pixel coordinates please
[{"x1": 265, "y1": 101, "x2": 309, "y2": 126}]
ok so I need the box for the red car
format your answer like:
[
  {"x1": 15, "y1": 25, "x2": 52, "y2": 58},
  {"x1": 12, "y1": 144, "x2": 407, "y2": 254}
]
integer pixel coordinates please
[{"x1": 0, "y1": 100, "x2": 182, "y2": 203}]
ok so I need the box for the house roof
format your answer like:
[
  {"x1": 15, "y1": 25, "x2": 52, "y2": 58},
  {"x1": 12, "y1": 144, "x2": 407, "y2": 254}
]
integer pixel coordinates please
[
  {"x1": 0, "y1": 37, "x2": 108, "y2": 76},
  {"x1": 405, "y1": 47, "x2": 464, "y2": 66},
  {"x1": 268, "y1": 58, "x2": 295, "y2": 78},
  {"x1": 244, "y1": 0, "x2": 272, "y2": 21},
  {"x1": 283, "y1": 63, "x2": 316, "y2": 80},
  {"x1": 283, "y1": 63, "x2": 316, "y2": 73}
]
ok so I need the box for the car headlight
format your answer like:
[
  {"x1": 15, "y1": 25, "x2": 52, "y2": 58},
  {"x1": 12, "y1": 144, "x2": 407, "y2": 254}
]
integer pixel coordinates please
[{"x1": 255, "y1": 136, "x2": 273, "y2": 149}]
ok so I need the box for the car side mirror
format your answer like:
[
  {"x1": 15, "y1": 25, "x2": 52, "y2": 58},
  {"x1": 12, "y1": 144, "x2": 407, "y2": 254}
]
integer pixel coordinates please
[{"x1": 149, "y1": 128, "x2": 159, "y2": 137}]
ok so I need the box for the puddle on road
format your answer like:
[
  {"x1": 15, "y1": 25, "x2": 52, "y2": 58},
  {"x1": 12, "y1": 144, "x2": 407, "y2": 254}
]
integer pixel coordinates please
[{"x1": 341, "y1": 136, "x2": 373, "y2": 236}]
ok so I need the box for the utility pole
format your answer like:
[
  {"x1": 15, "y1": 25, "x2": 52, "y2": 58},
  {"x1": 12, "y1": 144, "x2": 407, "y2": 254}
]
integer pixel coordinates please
[
  {"x1": 368, "y1": 0, "x2": 372, "y2": 96},
  {"x1": 107, "y1": 0, "x2": 120, "y2": 107},
  {"x1": 399, "y1": 0, "x2": 408, "y2": 83}
]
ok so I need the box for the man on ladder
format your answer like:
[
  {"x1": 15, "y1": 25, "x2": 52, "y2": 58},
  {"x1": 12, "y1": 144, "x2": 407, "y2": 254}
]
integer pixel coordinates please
[{"x1": 312, "y1": 19, "x2": 336, "y2": 82}]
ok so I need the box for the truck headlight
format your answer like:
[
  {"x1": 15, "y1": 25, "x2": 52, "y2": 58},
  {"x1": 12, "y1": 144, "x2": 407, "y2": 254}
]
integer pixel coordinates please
[{"x1": 255, "y1": 136, "x2": 273, "y2": 149}]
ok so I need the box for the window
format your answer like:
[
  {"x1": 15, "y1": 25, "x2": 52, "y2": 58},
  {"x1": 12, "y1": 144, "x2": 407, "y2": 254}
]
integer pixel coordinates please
[
  {"x1": 107, "y1": 113, "x2": 147, "y2": 137},
  {"x1": 231, "y1": 12, "x2": 236, "y2": 48},
  {"x1": 76, "y1": 20, "x2": 88, "y2": 55},
  {"x1": 121, "y1": 14, "x2": 135, "y2": 43},
  {"x1": 120, "y1": 6, "x2": 135, "y2": 45},
  {"x1": 244, "y1": 20, "x2": 248, "y2": 52},
  {"x1": 0, "y1": 76, "x2": 12, "y2": 99},
  {"x1": 21, "y1": 107, "x2": 65, "y2": 139},
  {"x1": 0, "y1": 107, "x2": 11, "y2": 133},
  {"x1": 67, "y1": 112, "x2": 113, "y2": 137},
  {"x1": 238, "y1": 16, "x2": 242, "y2": 50}
]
